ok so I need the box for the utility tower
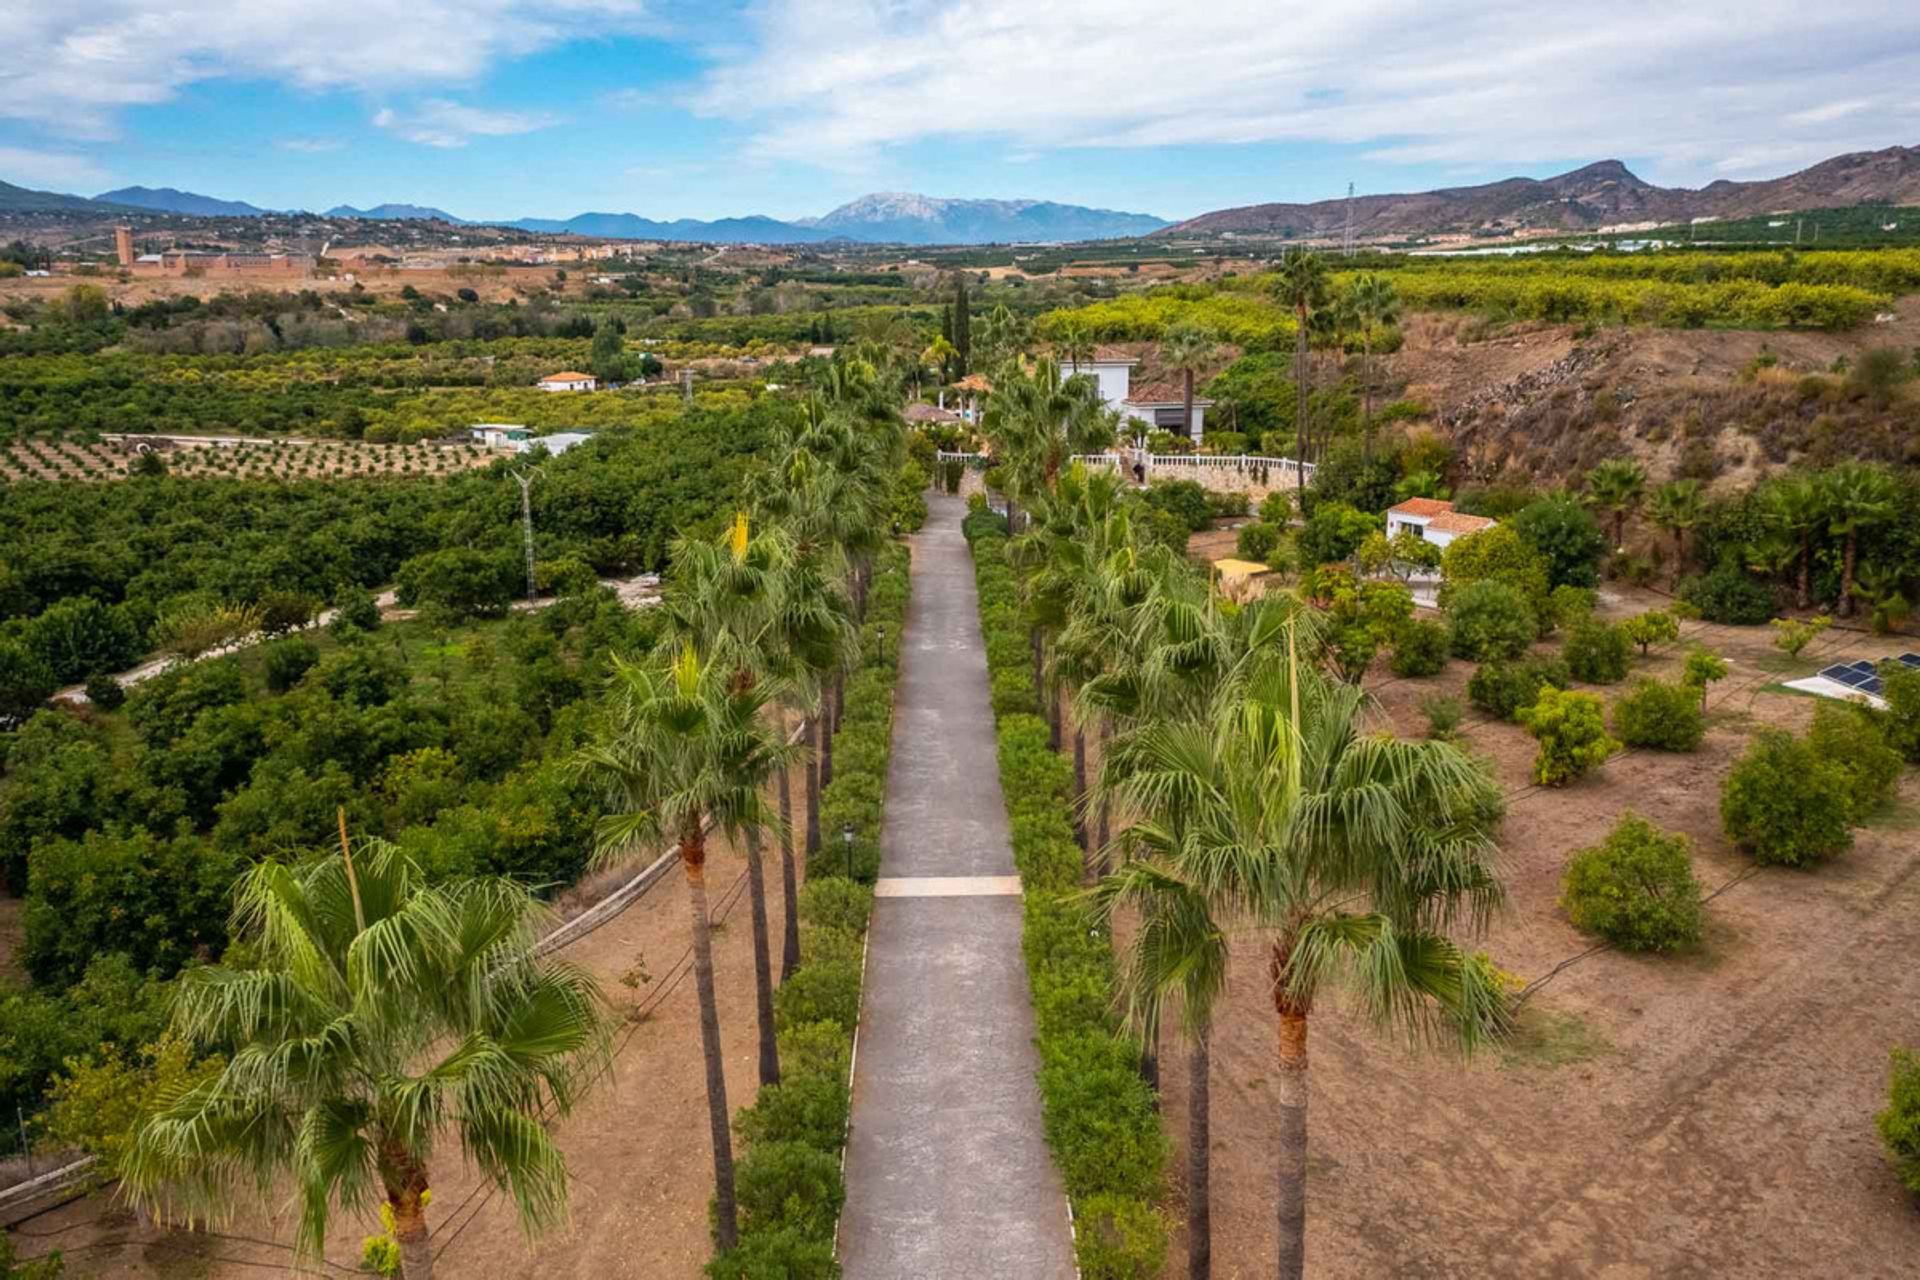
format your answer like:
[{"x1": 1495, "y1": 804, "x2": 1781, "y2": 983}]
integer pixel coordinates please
[
  {"x1": 1343, "y1": 182, "x2": 1355, "y2": 257},
  {"x1": 510, "y1": 466, "x2": 540, "y2": 601}
]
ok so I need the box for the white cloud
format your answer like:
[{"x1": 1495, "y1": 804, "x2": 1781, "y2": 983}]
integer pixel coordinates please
[
  {"x1": 1, "y1": 0, "x2": 647, "y2": 138},
  {"x1": 276, "y1": 137, "x2": 345, "y2": 153},
  {"x1": 687, "y1": 0, "x2": 1920, "y2": 185},
  {"x1": 372, "y1": 98, "x2": 559, "y2": 147},
  {"x1": 0, "y1": 146, "x2": 111, "y2": 191}
]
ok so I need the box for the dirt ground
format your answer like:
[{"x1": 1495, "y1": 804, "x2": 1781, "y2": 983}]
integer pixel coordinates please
[
  {"x1": 8, "y1": 777, "x2": 813, "y2": 1279},
  {"x1": 1145, "y1": 605, "x2": 1920, "y2": 1278}
]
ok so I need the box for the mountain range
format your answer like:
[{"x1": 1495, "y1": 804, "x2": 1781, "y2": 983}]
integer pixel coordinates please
[{"x1": 1160, "y1": 146, "x2": 1920, "y2": 238}]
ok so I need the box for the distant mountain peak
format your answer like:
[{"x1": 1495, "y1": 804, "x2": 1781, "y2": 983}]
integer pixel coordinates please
[
  {"x1": 325, "y1": 203, "x2": 465, "y2": 223},
  {"x1": 94, "y1": 186, "x2": 267, "y2": 217}
]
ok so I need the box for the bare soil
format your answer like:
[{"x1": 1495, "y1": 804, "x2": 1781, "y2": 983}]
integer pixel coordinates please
[{"x1": 1149, "y1": 611, "x2": 1920, "y2": 1278}]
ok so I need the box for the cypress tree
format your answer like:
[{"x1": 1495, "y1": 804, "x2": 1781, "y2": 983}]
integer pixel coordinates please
[{"x1": 954, "y1": 279, "x2": 972, "y2": 374}]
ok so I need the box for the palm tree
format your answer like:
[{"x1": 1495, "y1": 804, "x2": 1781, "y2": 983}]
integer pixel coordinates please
[
  {"x1": 1584, "y1": 458, "x2": 1647, "y2": 552},
  {"x1": 1095, "y1": 647, "x2": 1506, "y2": 1280},
  {"x1": 1758, "y1": 474, "x2": 1825, "y2": 609},
  {"x1": 1273, "y1": 250, "x2": 1330, "y2": 485},
  {"x1": 1162, "y1": 323, "x2": 1219, "y2": 444},
  {"x1": 1348, "y1": 274, "x2": 1400, "y2": 460},
  {"x1": 123, "y1": 836, "x2": 611, "y2": 1280},
  {"x1": 1056, "y1": 320, "x2": 1097, "y2": 380},
  {"x1": 576, "y1": 643, "x2": 796, "y2": 1251},
  {"x1": 1648, "y1": 479, "x2": 1704, "y2": 582},
  {"x1": 1820, "y1": 461, "x2": 1901, "y2": 616}
]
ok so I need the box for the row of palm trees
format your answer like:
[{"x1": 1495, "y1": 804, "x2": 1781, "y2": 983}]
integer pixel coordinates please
[
  {"x1": 1274, "y1": 251, "x2": 1403, "y2": 469},
  {"x1": 985, "y1": 364, "x2": 1507, "y2": 1279},
  {"x1": 117, "y1": 377, "x2": 907, "y2": 1277}
]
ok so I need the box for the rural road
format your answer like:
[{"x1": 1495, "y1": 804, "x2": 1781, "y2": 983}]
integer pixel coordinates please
[{"x1": 837, "y1": 497, "x2": 1076, "y2": 1279}]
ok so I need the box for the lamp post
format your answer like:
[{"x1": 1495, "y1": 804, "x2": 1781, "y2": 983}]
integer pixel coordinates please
[
  {"x1": 876, "y1": 624, "x2": 887, "y2": 666},
  {"x1": 841, "y1": 822, "x2": 855, "y2": 880}
]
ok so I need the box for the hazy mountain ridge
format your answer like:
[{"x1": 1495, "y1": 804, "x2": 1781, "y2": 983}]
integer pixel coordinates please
[
  {"x1": 98, "y1": 186, "x2": 268, "y2": 217},
  {"x1": 1161, "y1": 146, "x2": 1920, "y2": 238}
]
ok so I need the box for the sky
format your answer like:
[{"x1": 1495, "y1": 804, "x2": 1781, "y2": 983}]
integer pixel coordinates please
[{"x1": 4, "y1": 0, "x2": 1920, "y2": 224}]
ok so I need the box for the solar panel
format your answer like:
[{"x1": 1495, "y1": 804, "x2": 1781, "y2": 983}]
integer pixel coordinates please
[
  {"x1": 1900, "y1": 653, "x2": 1920, "y2": 670},
  {"x1": 1835, "y1": 669, "x2": 1875, "y2": 689},
  {"x1": 1848, "y1": 659, "x2": 1878, "y2": 675}
]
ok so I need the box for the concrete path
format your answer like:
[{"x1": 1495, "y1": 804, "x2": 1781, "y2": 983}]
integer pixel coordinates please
[{"x1": 838, "y1": 497, "x2": 1076, "y2": 1279}]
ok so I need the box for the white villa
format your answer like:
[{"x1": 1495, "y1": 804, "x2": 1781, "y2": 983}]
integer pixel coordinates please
[
  {"x1": 468, "y1": 425, "x2": 595, "y2": 456},
  {"x1": 1062, "y1": 346, "x2": 1214, "y2": 439},
  {"x1": 537, "y1": 370, "x2": 598, "y2": 392},
  {"x1": 1385, "y1": 498, "x2": 1497, "y2": 550}
]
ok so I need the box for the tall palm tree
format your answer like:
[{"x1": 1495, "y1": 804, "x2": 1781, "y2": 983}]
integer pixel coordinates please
[
  {"x1": 123, "y1": 837, "x2": 611, "y2": 1280},
  {"x1": 1584, "y1": 458, "x2": 1647, "y2": 552},
  {"x1": 576, "y1": 643, "x2": 796, "y2": 1251},
  {"x1": 1648, "y1": 479, "x2": 1704, "y2": 582},
  {"x1": 1096, "y1": 645, "x2": 1506, "y2": 1280},
  {"x1": 1056, "y1": 320, "x2": 1097, "y2": 380},
  {"x1": 1274, "y1": 250, "x2": 1330, "y2": 486},
  {"x1": 1162, "y1": 323, "x2": 1219, "y2": 444},
  {"x1": 1820, "y1": 461, "x2": 1901, "y2": 617},
  {"x1": 1348, "y1": 274, "x2": 1400, "y2": 460},
  {"x1": 1758, "y1": 473, "x2": 1825, "y2": 609}
]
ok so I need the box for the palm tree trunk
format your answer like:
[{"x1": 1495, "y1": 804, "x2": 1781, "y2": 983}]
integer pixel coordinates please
[
  {"x1": 1048, "y1": 677, "x2": 1063, "y2": 753},
  {"x1": 1797, "y1": 538, "x2": 1813, "y2": 610},
  {"x1": 776, "y1": 718, "x2": 800, "y2": 982},
  {"x1": 1142, "y1": 1016, "x2": 1161, "y2": 1102},
  {"x1": 684, "y1": 833, "x2": 738, "y2": 1251},
  {"x1": 1072, "y1": 723, "x2": 1088, "y2": 857},
  {"x1": 1360, "y1": 332, "x2": 1373, "y2": 462},
  {"x1": 1031, "y1": 627, "x2": 1046, "y2": 706},
  {"x1": 820, "y1": 695, "x2": 836, "y2": 789},
  {"x1": 384, "y1": 1152, "x2": 433, "y2": 1280},
  {"x1": 1294, "y1": 308, "x2": 1309, "y2": 479},
  {"x1": 1275, "y1": 996, "x2": 1310, "y2": 1280},
  {"x1": 1189, "y1": 1030, "x2": 1212, "y2": 1280},
  {"x1": 1095, "y1": 718, "x2": 1110, "y2": 857},
  {"x1": 805, "y1": 715, "x2": 823, "y2": 857},
  {"x1": 742, "y1": 825, "x2": 781, "y2": 1088},
  {"x1": 1842, "y1": 532, "x2": 1859, "y2": 617},
  {"x1": 1184, "y1": 368, "x2": 1196, "y2": 442}
]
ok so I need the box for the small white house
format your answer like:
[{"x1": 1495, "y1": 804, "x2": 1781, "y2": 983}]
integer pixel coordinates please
[
  {"x1": 1385, "y1": 498, "x2": 1496, "y2": 550},
  {"x1": 535, "y1": 431, "x2": 595, "y2": 456},
  {"x1": 537, "y1": 370, "x2": 597, "y2": 393},
  {"x1": 1122, "y1": 380, "x2": 1213, "y2": 439},
  {"x1": 471, "y1": 424, "x2": 533, "y2": 449},
  {"x1": 1060, "y1": 346, "x2": 1140, "y2": 411}
]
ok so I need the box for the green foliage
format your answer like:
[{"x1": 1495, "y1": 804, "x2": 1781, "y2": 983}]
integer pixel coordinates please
[
  {"x1": 263, "y1": 635, "x2": 321, "y2": 693},
  {"x1": 1447, "y1": 579, "x2": 1537, "y2": 661},
  {"x1": 1681, "y1": 646, "x2": 1728, "y2": 701},
  {"x1": 1468, "y1": 655, "x2": 1570, "y2": 722},
  {"x1": 1620, "y1": 609, "x2": 1680, "y2": 655},
  {"x1": 1438, "y1": 523, "x2": 1551, "y2": 614},
  {"x1": 1234, "y1": 520, "x2": 1284, "y2": 566},
  {"x1": 1680, "y1": 565, "x2": 1774, "y2": 625},
  {"x1": 0, "y1": 1235, "x2": 64, "y2": 1279},
  {"x1": 797, "y1": 878, "x2": 875, "y2": 934},
  {"x1": 1296, "y1": 502, "x2": 1382, "y2": 567},
  {"x1": 1559, "y1": 814, "x2": 1704, "y2": 952},
  {"x1": 1510, "y1": 494, "x2": 1606, "y2": 589},
  {"x1": 1877, "y1": 661, "x2": 1920, "y2": 763},
  {"x1": 40, "y1": 1032, "x2": 224, "y2": 1172},
  {"x1": 1548, "y1": 584, "x2": 1597, "y2": 629},
  {"x1": 0, "y1": 953, "x2": 171, "y2": 1133},
  {"x1": 1389, "y1": 617, "x2": 1450, "y2": 677},
  {"x1": 329, "y1": 582, "x2": 382, "y2": 634},
  {"x1": 1612, "y1": 678, "x2": 1705, "y2": 752},
  {"x1": 395, "y1": 546, "x2": 521, "y2": 619},
  {"x1": 1074, "y1": 1192, "x2": 1170, "y2": 1280},
  {"x1": 23, "y1": 595, "x2": 143, "y2": 683},
  {"x1": 1807, "y1": 701, "x2": 1904, "y2": 822},
  {"x1": 1140, "y1": 479, "x2": 1212, "y2": 532},
  {"x1": 1519, "y1": 686, "x2": 1618, "y2": 786},
  {"x1": 0, "y1": 638, "x2": 57, "y2": 726},
  {"x1": 705, "y1": 1228, "x2": 840, "y2": 1280},
  {"x1": 1721, "y1": 729, "x2": 1854, "y2": 866},
  {"x1": 1419, "y1": 691, "x2": 1464, "y2": 740},
  {"x1": 82, "y1": 673, "x2": 126, "y2": 710},
  {"x1": 1563, "y1": 618, "x2": 1631, "y2": 684},
  {"x1": 1878, "y1": 1048, "x2": 1920, "y2": 1195},
  {"x1": 731, "y1": 1139, "x2": 845, "y2": 1238}
]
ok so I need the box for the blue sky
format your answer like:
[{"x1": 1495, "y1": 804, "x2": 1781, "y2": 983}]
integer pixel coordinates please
[{"x1": 5, "y1": 1, "x2": 1920, "y2": 224}]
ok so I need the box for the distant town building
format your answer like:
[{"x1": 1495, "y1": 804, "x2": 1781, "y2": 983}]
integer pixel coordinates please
[
  {"x1": 114, "y1": 226, "x2": 134, "y2": 268},
  {"x1": 127, "y1": 249, "x2": 307, "y2": 276},
  {"x1": 1385, "y1": 498, "x2": 1497, "y2": 550},
  {"x1": 536, "y1": 371, "x2": 597, "y2": 393}
]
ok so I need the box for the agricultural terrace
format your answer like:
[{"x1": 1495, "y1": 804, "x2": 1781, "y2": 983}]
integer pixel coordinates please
[{"x1": 0, "y1": 437, "x2": 488, "y2": 483}]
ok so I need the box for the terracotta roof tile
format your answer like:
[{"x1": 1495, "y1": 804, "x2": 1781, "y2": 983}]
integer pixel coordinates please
[
  {"x1": 1387, "y1": 498, "x2": 1454, "y2": 518},
  {"x1": 539, "y1": 371, "x2": 595, "y2": 382},
  {"x1": 905, "y1": 402, "x2": 962, "y2": 423},
  {"x1": 1124, "y1": 380, "x2": 1215, "y2": 405},
  {"x1": 1428, "y1": 511, "x2": 1498, "y2": 536}
]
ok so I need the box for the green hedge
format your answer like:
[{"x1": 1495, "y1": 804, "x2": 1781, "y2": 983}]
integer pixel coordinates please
[
  {"x1": 968, "y1": 527, "x2": 1169, "y2": 1278},
  {"x1": 708, "y1": 543, "x2": 907, "y2": 1280}
]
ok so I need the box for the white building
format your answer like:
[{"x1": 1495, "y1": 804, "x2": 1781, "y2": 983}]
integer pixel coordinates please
[
  {"x1": 535, "y1": 432, "x2": 595, "y2": 456},
  {"x1": 471, "y1": 424, "x2": 533, "y2": 449},
  {"x1": 536, "y1": 371, "x2": 597, "y2": 393},
  {"x1": 1059, "y1": 345, "x2": 1213, "y2": 440},
  {"x1": 1385, "y1": 498, "x2": 1497, "y2": 550}
]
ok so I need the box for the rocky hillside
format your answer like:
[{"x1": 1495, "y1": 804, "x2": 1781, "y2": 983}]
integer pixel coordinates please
[{"x1": 1162, "y1": 146, "x2": 1920, "y2": 239}]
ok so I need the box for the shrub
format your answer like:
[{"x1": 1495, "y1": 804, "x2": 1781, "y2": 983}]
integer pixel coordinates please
[
  {"x1": 83, "y1": 673, "x2": 126, "y2": 710},
  {"x1": 705, "y1": 1228, "x2": 839, "y2": 1280},
  {"x1": 1560, "y1": 814, "x2": 1705, "y2": 951},
  {"x1": 797, "y1": 877, "x2": 875, "y2": 934},
  {"x1": 1510, "y1": 494, "x2": 1606, "y2": 589},
  {"x1": 1519, "y1": 687, "x2": 1618, "y2": 786},
  {"x1": 1613, "y1": 678, "x2": 1705, "y2": 751},
  {"x1": 1880, "y1": 661, "x2": 1920, "y2": 763},
  {"x1": 1296, "y1": 502, "x2": 1381, "y2": 567},
  {"x1": 1770, "y1": 615, "x2": 1831, "y2": 658},
  {"x1": 1448, "y1": 579, "x2": 1537, "y2": 661},
  {"x1": 1681, "y1": 647, "x2": 1728, "y2": 708},
  {"x1": 1141, "y1": 479, "x2": 1211, "y2": 532},
  {"x1": 1419, "y1": 691, "x2": 1463, "y2": 740},
  {"x1": 1234, "y1": 520, "x2": 1284, "y2": 566},
  {"x1": 1563, "y1": 619, "x2": 1631, "y2": 684},
  {"x1": 1389, "y1": 618, "x2": 1450, "y2": 677},
  {"x1": 1680, "y1": 565, "x2": 1773, "y2": 625},
  {"x1": 732, "y1": 1139, "x2": 844, "y2": 1237},
  {"x1": 1547, "y1": 584, "x2": 1597, "y2": 629},
  {"x1": 329, "y1": 582, "x2": 382, "y2": 634},
  {"x1": 1468, "y1": 655, "x2": 1571, "y2": 722},
  {"x1": 1879, "y1": 1048, "x2": 1920, "y2": 1194},
  {"x1": 1438, "y1": 523, "x2": 1551, "y2": 611},
  {"x1": 1721, "y1": 730, "x2": 1854, "y2": 866},
  {"x1": 1075, "y1": 1192, "x2": 1170, "y2": 1280},
  {"x1": 1620, "y1": 609, "x2": 1680, "y2": 655},
  {"x1": 263, "y1": 636, "x2": 321, "y2": 694},
  {"x1": 1807, "y1": 701, "x2": 1904, "y2": 822},
  {"x1": 734, "y1": 1073, "x2": 849, "y2": 1151}
]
